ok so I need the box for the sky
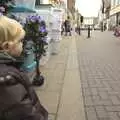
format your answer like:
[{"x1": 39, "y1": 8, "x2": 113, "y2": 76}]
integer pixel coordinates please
[{"x1": 75, "y1": 0, "x2": 102, "y2": 17}]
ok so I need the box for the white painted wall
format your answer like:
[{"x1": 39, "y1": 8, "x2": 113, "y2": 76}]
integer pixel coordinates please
[
  {"x1": 98, "y1": 11, "x2": 103, "y2": 22},
  {"x1": 63, "y1": 0, "x2": 67, "y2": 8},
  {"x1": 84, "y1": 18, "x2": 94, "y2": 25},
  {"x1": 42, "y1": 0, "x2": 49, "y2": 4}
]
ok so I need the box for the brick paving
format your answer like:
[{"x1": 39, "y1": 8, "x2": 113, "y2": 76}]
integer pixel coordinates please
[{"x1": 76, "y1": 31, "x2": 120, "y2": 120}]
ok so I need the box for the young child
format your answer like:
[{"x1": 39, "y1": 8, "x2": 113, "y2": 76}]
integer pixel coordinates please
[{"x1": 0, "y1": 15, "x2": 48, "y2": 120}]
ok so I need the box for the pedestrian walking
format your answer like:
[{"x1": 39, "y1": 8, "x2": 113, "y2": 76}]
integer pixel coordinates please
[
  {"x1": 77, "y1": 25, "x2": 81, "y2": 35},
  {"x1": 64, "y1": 16, "x2": 72, "y2": 36}
]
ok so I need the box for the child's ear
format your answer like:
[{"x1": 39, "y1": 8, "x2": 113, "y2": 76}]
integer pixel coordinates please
[{"x1": 2, "y1": 41, "x2": 13, "y2": 50}]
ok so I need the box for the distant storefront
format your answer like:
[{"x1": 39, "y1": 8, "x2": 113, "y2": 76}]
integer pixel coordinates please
[
  {"x1": 110, "y1": 14, "x2": 116, "y2": 26},
  {"x1": 116, "y1": 12, "x2": 120, "y2": 25},
  {"x1": 110, "y1": 4, "x2": 120, "y2": 26}
]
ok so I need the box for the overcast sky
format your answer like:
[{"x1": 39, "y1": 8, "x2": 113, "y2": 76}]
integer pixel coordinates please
[{"x1": 75, "y1": 0, "x2": 102, "y2": 17}]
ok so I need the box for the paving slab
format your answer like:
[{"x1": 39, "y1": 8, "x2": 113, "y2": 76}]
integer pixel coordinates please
[
  {"x1": 34, "y1": 36, "x2": 86, "y2": 120},
  {"x1": 57, "y1": 37, "x2": 86, "y2": 120},
  {"x1": 36, "y1": 91, "x2": 59, "y2": 114},
  {"x1": 35, "y1": 37, "x2": 71, "y2": 116},
  {"x1": 48, "y1": 114, "x2": 56, "y2": 120}
]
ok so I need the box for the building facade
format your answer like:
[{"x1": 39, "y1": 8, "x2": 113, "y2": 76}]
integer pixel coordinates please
[
  {"x1": 83, "y1": 17, "x2": 98, "y2": 28},
  {"x1": 67, "y1": 0, "x2": 75, "y2": 19},
  {"x1": 74, "y1": 9, "x2": 81, "y2": 25},
  {"x1": 98, "y1": 0, "x2": 111, "y2": 30},
  {"x1": 110, "y1": 0, "x2": 120, "y2": 27}
]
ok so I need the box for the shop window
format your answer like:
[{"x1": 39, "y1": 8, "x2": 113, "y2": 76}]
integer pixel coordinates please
[
  {"x1": 117, "y1": 0, "x2": 120, "y2": 4},
  {"x1": 111, "y1": 0, "x2": 116, "y2": 7}
]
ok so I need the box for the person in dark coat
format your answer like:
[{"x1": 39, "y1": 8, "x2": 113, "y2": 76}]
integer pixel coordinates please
[
  {"x1": 77, "y1": 25, "x2": 81, "y2": 35},
  {"x1": 64, "y1": 16, "x2": 72, "y2": 36},
  {"x1": 0, "y1": 15, "x2": 48, "y2": 120}
]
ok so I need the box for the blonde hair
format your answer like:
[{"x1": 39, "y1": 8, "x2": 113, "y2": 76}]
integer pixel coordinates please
[{"x1": 0, "y1": 15, "x2": 25, "y2": 48}]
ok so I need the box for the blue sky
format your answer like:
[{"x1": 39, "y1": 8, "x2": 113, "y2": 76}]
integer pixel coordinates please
[{"x1": 75, "y1": 0, "x2": 102, "y2": 17}]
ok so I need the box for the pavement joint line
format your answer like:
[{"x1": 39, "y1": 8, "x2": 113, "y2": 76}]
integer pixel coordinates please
[
  {"x1": 56, "y1": 36, "x2": 86, "y2": 120},
  {"x1": 55, "y1": 37, "x2": 71, "y2": 120},
  {"x1": 49, "y1": 113, "x2": 56, "y2": 116}
]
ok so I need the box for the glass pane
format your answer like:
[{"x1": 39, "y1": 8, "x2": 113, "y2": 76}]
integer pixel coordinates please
[{"x1": 14, "y1": 0, "x2": 36, "y2": 9}]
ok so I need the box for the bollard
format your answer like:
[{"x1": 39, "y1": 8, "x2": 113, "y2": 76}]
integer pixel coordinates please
[{"x1": 88, "y1": 26, "x2": 90, "y2": 38}]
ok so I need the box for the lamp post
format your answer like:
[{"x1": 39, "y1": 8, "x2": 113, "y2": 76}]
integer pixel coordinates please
[{"x1": 102, "y1": 0, "x2": 105, "y2": 32}]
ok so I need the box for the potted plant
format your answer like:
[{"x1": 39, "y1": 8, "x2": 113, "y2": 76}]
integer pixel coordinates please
[
  {"x1": 0, "y1": 0, "x2": 15, "y2": 15},
  {"x1": 24, "y1": 15, "x2": 48, "y2": 86}
]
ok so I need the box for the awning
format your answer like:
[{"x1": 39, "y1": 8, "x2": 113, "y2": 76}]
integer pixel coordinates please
[{"x1": 10, "y1": 5, "x2": 36, "y2": 13}]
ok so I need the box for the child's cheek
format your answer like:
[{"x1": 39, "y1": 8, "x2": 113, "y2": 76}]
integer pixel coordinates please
[{"x1": 10, "y1": 43, "x2": 23, "y2": 56}]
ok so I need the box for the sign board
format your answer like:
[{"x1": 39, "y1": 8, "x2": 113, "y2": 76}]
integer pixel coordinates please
[
  {"x1": 51, "y1": 8, "x2": 64, "y2": 30},
  {"x1": 36, "y1": 9, "x2": 53, "y2": 30}
]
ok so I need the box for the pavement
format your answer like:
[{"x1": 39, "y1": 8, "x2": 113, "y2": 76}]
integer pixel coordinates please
[
  {"x1": 77, "y1": 31, "x2": 120, "y2": 120},
  {"x1": 35, "y1": 35, "x2": 85, "y2": 120},
  {"x1": 34, "y1": 31, "x2": 120, "y2": 120}
]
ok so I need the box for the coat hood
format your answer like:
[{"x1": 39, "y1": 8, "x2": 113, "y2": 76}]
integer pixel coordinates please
[{"x1": 0, "y1": 52, "x2": 24, "y2": 68}]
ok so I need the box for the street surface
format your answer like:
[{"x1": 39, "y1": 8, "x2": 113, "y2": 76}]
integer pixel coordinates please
[
  {"x1": 35, "y1": 31, "x2": 120, "y2": 120},
  {"x1": 76, "y1": 31, "x2": 120, "y2": 120}
]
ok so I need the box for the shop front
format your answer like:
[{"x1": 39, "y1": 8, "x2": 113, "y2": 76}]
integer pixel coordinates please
[
  {"x1": 116, "y1": 12, "x2": 120, "y2": 25},
  {"x1": 109, "y1": 14, "x2": 116, "y2": 28},
  {"x1": 110, "y1": 5, "x2": 120, "y2": 27}
]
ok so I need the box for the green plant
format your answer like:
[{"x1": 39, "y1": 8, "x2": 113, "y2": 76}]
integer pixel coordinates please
[
  {"x1": 0, "y1": 0, "x2": 15, "y2": 15},
  {"x1": 24, "y1": 15, "x2": 48, "y2": 56}
]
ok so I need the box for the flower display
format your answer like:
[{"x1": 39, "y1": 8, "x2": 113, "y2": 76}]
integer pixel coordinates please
[
  {"x1": 23, "y1": 14, "x2": 48, "y2": 85},
  {"x1": 23, "y1": 14, "x2": 48, "y2": 56},
  {"x1": 25, "y1": 15, "x2": 47, "y2": 36}
]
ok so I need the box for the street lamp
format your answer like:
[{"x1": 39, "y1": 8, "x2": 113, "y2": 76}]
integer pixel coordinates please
[{"x1": 102, "y1": 0, "x2": 105, "y2": 31}]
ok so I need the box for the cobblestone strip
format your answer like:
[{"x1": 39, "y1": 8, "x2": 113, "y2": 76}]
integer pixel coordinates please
[
  {"x1": 76, "y1": 32, "x2": 120, "y2": 120},
  {"x1": 57, "y1": 36, "x2": 86, "y2": 120}
]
